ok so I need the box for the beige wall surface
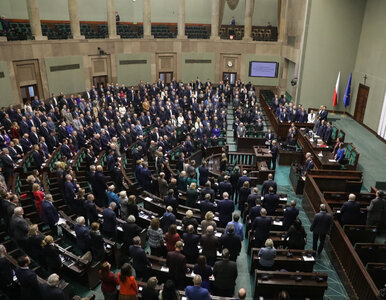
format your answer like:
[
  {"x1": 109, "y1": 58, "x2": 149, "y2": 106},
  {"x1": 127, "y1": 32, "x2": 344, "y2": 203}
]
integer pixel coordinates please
[
  {"x1": 350, "y1": 0, "x2": 386, "y2": 131},
  {"x1": 0, "y1": 61, "x2": 15, "y2": 107},
  {"x1": 45, "y1": 56, "x2": 85, "y2": 95},
  {"x1": 297, "y1": 0, "x2": 366, "y2": 111},
  {"x1": 0, "y1": 0, "x2": 277, "y2": 25},
  {"x1": 181, "y1": 53, "x2": 216, "y2": 83},
  {"x1": 116, "y1": 53, "x2": 152, "y2": 86},
  {"x1": 245, "y1": 54, "x2": 281, "y2": 86}
]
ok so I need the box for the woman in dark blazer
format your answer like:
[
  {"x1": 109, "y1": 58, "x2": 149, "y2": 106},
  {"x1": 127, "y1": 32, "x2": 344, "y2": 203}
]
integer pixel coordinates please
[
  {"x1": 41, "y1": 235, "x2": 62, "y2": 273},
  {"x1": 285, "y1": 219, "x2": 307, "y2": 250},
  {"x1": 90, "y1": 222, "x2": 106, "y2": 262}
]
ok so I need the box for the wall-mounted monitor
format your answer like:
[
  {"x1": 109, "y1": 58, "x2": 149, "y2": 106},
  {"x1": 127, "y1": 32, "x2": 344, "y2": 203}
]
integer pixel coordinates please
[{"x1": 249, "y1": 61, "x2": 279, "y2": 78}]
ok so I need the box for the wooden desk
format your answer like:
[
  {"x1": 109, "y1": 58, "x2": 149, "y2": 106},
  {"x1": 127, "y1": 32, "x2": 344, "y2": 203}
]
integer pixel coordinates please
[
  {"x1": 289, "y1": 164, "x2": 305, "y2": 195},
  {"x1": 298, "y1": 130, "x2": 340, "y2": 169},
  {"x1": 253, "y1": 146, "x2": 272, "y2": 165},
  {"x1": 254, "y1": 270, "x2": 328, "y2": 300}
]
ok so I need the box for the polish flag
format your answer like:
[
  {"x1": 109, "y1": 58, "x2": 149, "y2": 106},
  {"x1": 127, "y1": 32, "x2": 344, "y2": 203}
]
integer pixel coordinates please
[{"x1": 332, "y1": 72, "x2": 340, "y2": 107}]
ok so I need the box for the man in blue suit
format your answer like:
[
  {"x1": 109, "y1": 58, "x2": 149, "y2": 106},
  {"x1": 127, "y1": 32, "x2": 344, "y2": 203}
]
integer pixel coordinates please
[
  {"x1": 323, "y1": 121, "x2": 333, "y2": 143},
  {"x1": 262, "y1": 187, "x2": 279, "y2": 215},
  {"x1": 41, "y1": 194, "x2": 59, "y2": 235},
  {"x1": 74, "y1": 216, "x2": 91, "y2": 253},
  {"x1": 32, "y1": 145, "x2": 44, "y2": 170},
  {"x1": 84, "y1": 194, "x2": 99, "y2": 224},
  {"x1": 310, "y1": 204, "x2": 332, "y2": 255},
  {"x1": 340, "y1": 193, "x2": 361, "y2": 226},
  {"x1": 185, "y1": 275, "x2": 211, "y2": 300},
  {"x1": 283, "y1": 201, "x2": 299, "y2": 230},
  {"x1": 279, "y1": 108, "x2": 289, "y2": 123},
  {"x1": 64, "y1": 174, "x2": 78, "y2": 211},
  {"x1": 102, "y1": 202, "x2": 117, "y2": 240},
  {"x1": 199, "y1": 194, "x2": 217, "y2": 220},
  {"x1": 237, "y1": 170, "x2": 250, "y2": 192},
  {"x1": 198, "y1": 161, "x2": 209, "y2": 186},
  {"x1": 219, "y1": 176, "x2": 233, "y2": 196},
  {"x1": 316, "y1": 120, "x2": 327, "y2": 138},
  {"x1": 261, "y1": 173, "x2": 277, "y2": 195},
  {"x1": 140, "y1": 162, "x2": 152, "y2": 192},
  {"x1": 106, "y1": 149, "x2": 116, "y2": 173},
  {"x1": 129, "y1": 236, "x2": 151, "y2": 280},
  {"x1": 303, "y1": 152, "x2": 315, "y2": 175},
  {"x1": 252, "y1": 208, "x2": 271, "y2": 248},
  {"x1": 15, "y1": 255, "x2": 42, "y2": 300},
  {"x1": 217, "y1": 192, "x2": 235, "y2": 228},
  {"x1": 20, "y1": 134, "x2": 32, "y2": 153}
]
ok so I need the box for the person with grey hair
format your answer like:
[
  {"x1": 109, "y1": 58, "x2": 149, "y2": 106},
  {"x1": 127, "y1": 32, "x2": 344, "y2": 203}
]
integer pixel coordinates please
[
  {"x1": 10, "y1": 207, "x2": 29, "y2": 247},
  {"x1": 185, "y1": 274, "x2": 211, "y2": 300},
  {"x1": 200, "y1": 225, "x2": 219, "y2": 266},
  {"x1": 74, "y1": 216, "x2": 91, "y2": 254},
  {"x1": 218, "y1": 192, "x2": 234, "y2": 228},
  {"x1": 40, "y1": 273, "x2": 65, "y2": 300},
  {"x1": 41, "y1": 193, "x2": 60, "y2": 236},
  {"x1": 123, "y1": 215, "x2": 141, "y2": 250},
  {"x1": 1, "y1": 147, "x2": 16, "y2": 184},
  {"x1": 129, "y1": 236, "x2": 152, "y2": 281},
  {"x1": 340, "y1": 193, "x2": 361, "y2": 226},
  {"x1": 252, "y1": 208, "x2": 272, "y2": 248},
  {"x1": 213, "y1": 248, "x2": 238, "y2": 297},
  {"x1": 199, "y1": 193, "x2": 217, "y2": 220},
  {"x1": 102, "y1": 202, "x2": 117, "y2": 240},
  {"x1": 158, "y1": 172, "x2": 169, "y2": 199},
  {"x1": 220, "y1": 224, "x2": 241, "y2": 261},
  {"x1": 182, "y1": 225, "x2": 200, "y2": 264},
  {"x1": 310, "y1": 204, "x2": 332, "y2": 255}
]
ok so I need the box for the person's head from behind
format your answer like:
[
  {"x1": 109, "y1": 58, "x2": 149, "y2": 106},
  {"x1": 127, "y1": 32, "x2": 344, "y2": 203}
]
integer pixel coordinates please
[
  {"x1": 147, "y1": 276, "x2": 158, "y2": 290},
  {"x1": 193, "y1": 275, "x2": 202, "y2": 286},
  {"x1": 222, "y1": 248, "x2": 230, "y2": 260},
  {"x1": 168, "y1": 224, "x2": 177, "y2": 235},
  {"x1": 18, "y1": 255, "x2": 30, "y2": 267},
  {"x1": 276, "y1": 290, "x2": 290, "y2": 300},
  {"x1": 238, "y1": 288, "x2": 247, "y2": 300},
  {"x1": 162, "y1": 280, "x2": 177, "y2": 298},
  {"x1": 119, "y1": 263, "x2": 132, "y2": 282},
  {"x1": 47, "y1": 273, "x2": 60, "y2": 287},
  {"x1": 265, "y1": 238, "x2": 274, "y2": 248},
  {"x1": 100, "y1": 261, "x2": 111, "y2": 277}
]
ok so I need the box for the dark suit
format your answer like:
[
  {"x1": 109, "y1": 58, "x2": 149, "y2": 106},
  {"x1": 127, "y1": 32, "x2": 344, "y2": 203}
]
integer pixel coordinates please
[
  {"x1": 90, "y1": 230, "x2": 105, "y2": 262},
  {"x1": 367, "y1": 197, "x2": 386, "y2": 226},
  {"x1": 199, "y1": 201, "x2": 216, "y2": 220},
  {"x1": 340, "y1": 200, "x2": 361, "y2": 226},
  {"x1": 219, "y1": 181, "x2": 232, "y2": 196},
  {"x1": 252, "y1": 216, "x2": 272, "y2": 248},
  {"x1": 270, "y1": 145, "x2": 278, "y2": 170},
  {"x1": 15, "y1": 267, "x2": 41, "y2": 300},
  {"x1": 323, "y1": 126, "x2": 333, "y2": 143},
  {"x1": 283, "y1": 206, "x2": 299, "y2": 230},
  {"x1": 40, "y1": 283, "x2": 65, "y2": 300},
  {"x1": 164, "y1": 195, "x2": 178, "y2": 215},
  {"x1": 74, "y1": 224, "x2": 91, "y2": 253},
  {"x1": 129, "y1": 245, "x2": 151, "y2": 280},
  {"x1": 32, "y1": 150, "x2": 44, "y2": 170},
  {"x1": 310, "y1": 211, "x2": 332, "y2": 254},
  {"x1": 166, "y1": 251, "x2": 187, "y2": 289},
  {"x1": 219, "y1": 233, "x2": 241, "y2": 261},
  {"x1": 1, "y1": 154, "x2": 14, "y2": 183},
  {"x1": 217, "y1": 199, "x2": 234, "y2": 227},
  {"x1": 83, "y1": 200, "x2": 98, "y2": 223},
  {"x1": 182, "y1": 232, "x2": 200, "y2": 263},
  {"x1": 102, "y1": 208, "x2": 117, "y2": 238},
  {"x1": 198, "y1": 166, "x2": 209, "y2": 186},
  {"x1": 262, "y1": 193, "x2": 279, "y2": 215},
  {"x1": 213, "y1": 259, "x2": 238, "y2": 297},
  {"x1": 261, "y1": 179, "x2": 277, "y2": 196},
  {"x1": 94, "y1": 171, "x2": 107, "y2": 207},
  {"x1": 41, "y1": 200, "x2": 59, "y2": 231}
]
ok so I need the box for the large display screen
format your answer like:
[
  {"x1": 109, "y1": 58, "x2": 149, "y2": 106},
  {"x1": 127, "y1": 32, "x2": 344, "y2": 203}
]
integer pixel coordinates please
[{"x1": 249, "y1": 61, "x2": 278, "y2": 78}]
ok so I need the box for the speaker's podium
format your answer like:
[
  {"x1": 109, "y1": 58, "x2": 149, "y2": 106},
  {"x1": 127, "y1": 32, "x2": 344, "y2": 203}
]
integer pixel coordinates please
[{"x1": 290, "y1": 164, "x2": 306, "y2": 195}]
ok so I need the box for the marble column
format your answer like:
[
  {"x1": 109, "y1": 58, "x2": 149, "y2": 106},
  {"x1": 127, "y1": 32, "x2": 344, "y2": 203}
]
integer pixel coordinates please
[
  {"x1": 143, "y1": 0, "x2": 153, "y2": 38},
  {"x1": 68, "y1": 0, "x2": 84, "y2": 39},
  {"x1": 211, "y1": 0, "x2": 220, "y2": 40},
  {"x1": 107, "y1": 0, "x2": 120, "y2": 39},
  {"x1": 278, "y1": 0, "x2": 288, "y2": 42},
  {"x1": 25, "y1": 0, "x2": 47, "y2": 40},
  {"x1": 177, "y1": 0, "x2": 187, "y2": 39},
  {"x1": 243, "y1": 0, "x2": 255, "y2": 41}
]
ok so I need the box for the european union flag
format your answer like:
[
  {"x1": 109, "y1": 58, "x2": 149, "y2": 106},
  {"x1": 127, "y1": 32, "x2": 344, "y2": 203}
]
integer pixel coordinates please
[{"x1": 343, "y1": 73, "x2": 352, "y2": 107}]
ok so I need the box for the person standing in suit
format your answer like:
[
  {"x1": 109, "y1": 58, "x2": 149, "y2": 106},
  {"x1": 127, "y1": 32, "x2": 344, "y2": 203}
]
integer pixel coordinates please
[
  {"x1": 84, "y1": 193, "x2": 99, "y2": 224},
  {"x1": 185, "y1": 275, "x2": 211, "y2": 300},
  {"x1": 220, "y1": 224, "x2": 242, "y2": 261},
  {"x1": 0, "y1": 245, "x2": 19, "y2": 300},
  {"x1": 217, "y1": 192, "x2": 235, "y2": 228},
  {"x1": 166, "y1": 240, "x2": 187, "y2": 289},
  {"x1": 198, "y1": 161, "x2": 209, "y2": 186},
  {"x1": 164, "y1": 189, "x2": 178, "y2": 215},
  {"x1": 310, "y1": 204, "x2": 332, "y2": 255},
  {"x1": 161, "y1": 206, "x2": 176, "y2": 233},
  {"x1": 74, "y1": 216, "x2": 91, "y2": 254},
  {"x1": 340, "y1": 193, "x2": 361, "y2": 226},
  {"x1": 41, "y1": 194, "x2": 59, "y2": 235},
  {"x1": 64, "y1": 174, "x2": 78, "y2": 211},
  {"x1": 102, "y1": 202, "x2": 117, "y2": 240},
  {"x1": 129, "y1": 236, "x2": 151, "y2": 281},
  {"x1": 141, "y1": 277, "x2": 159, "y2": 300},
  {"x1": 41, "y1": 235, "x2": 62, "y2": 273},
  {"x1": 1, "y1": 148, "x2": 16, "y2": 184},
  {"x1": 199, "y1": 194, "x2": 216, "y2": 220},
  {"x1": 262, "y1": 187, "x2": 279, "y2": 215},
  {"x1": 270, "y1": 140, "x2": 278, "y2": 170},
  {"x1": 15, "y1": 255, "x2": 42, "y2": 300},
  {"x1": 182, "y1": 225, "x2": 200, "y2": 264},
  {"x1": 94, "y1": 165, "x2": 108, "y2": 207},
  {"x1": 323, "y1": 121, "x2": 333, "y2": 144},
  {"x1": 303, "y1": 152, "x2": 315, "y2": 175},
  {"x1": 10, "y1": 207, "x2": 29, "y2": 247},
  {"x1": 261, "y1": 173, "x2": 277, "y2": 196},
  {"x1": 225, "y1": 213, "x2": 244, "y2": 241},
  {"x1": 366, "y1": 190, "x2": 385, "y2": 226},
  {"x1": 283, "y1": 201, "x2": 299, "y2": 230},
  {"x1": 252, "y1": 208, "x2": 271, "y2": 248},
  {"x1": 89, "y1": 222, "x2": 105, "y2": 262},
  {"x1": 213, "y1": 249, "x2": 238, "y2": 297}
]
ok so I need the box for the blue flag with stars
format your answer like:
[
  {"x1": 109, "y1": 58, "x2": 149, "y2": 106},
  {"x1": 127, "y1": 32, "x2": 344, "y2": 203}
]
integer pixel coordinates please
[{"x1": 343, "y1": 73, "x2": 352, "y2": 107}]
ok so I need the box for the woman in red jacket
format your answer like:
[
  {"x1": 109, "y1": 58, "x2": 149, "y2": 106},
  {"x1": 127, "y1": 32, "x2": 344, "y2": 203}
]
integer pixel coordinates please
[
  {"x1": 99, "y1": 261, "x2": 118, "y2": 300},
  {"x1": 32, "y1": 183, "x2": 44, "y2": 215},
  {"x1": 164, "y1": 224, "x2": 181, "y2": 252}
]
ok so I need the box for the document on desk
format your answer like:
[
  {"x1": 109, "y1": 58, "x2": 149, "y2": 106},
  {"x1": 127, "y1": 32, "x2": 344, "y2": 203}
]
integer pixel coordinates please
[
  {"x1": 57, "y1": 218, "x2": 67, "y2": 225},
  {"x1": 160, "y1": 266, "x2": 169, "y2": 272},
  {"x1": 273, "y1": 221, "x2": 283, "y2": 226},
  {"x1": 215, "y1": 232, "x2": 222, "y2": 238},
  {"x1": 303, "y1": 256, "x2": 315, "y2": 261},
  {"x1": 318, "y1": 152, "x2": 323, "y2": 157},
  {"x1": 329, "y1": 159, "x2": 337, "y2": 162},
  {"x1": 144, "y1": 197, "x2": 152, "y2": 201}
]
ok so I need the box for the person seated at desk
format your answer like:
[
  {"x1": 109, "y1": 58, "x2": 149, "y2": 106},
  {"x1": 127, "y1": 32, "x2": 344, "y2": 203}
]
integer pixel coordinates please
[
  {"x1": 340, "y1": 193, "x2": 361, "y2": 226},
  {"x1": 257, "y1": 238, "x2": 276, "y2": 270},
  {"x1": 334, "y1": 143, "x2": 345, "y2": 163},
  {"x1": 285, "y1": 218, "x2": 307, "y2": 250},
  {"x1": 303, "y1": 152, "x2": 315, "y2": 175}
]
